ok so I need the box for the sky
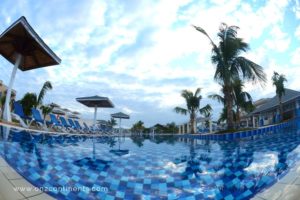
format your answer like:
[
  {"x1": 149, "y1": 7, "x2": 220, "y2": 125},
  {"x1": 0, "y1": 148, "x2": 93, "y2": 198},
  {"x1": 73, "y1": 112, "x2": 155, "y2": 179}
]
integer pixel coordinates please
[{"x1": 0, "y1": 0, "x2": 299, "y2": 128}]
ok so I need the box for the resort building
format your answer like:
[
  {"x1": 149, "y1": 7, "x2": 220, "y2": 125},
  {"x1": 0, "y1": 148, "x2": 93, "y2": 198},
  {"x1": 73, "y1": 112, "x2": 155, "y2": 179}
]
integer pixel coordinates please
[
  {"x1": 178, "y1": 117, "x2": 213, "y2": 134},
  {"x1": 0, "y1": 80, "x2": 16, "y2": 116},
  {"x1": 0, "y1": 80, "x2": 16, "y2": 99},
  {"x1": 239, "y1": 98, "x2": 271, "y2": 127},
  {"x1": 246, "y1": 88, "x2": 300, "y2": 127}
]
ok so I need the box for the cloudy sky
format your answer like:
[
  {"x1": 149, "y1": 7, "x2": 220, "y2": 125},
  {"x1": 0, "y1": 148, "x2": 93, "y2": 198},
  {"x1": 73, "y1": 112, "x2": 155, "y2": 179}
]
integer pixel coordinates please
[{"x1": 0, "y1": 0, "x2": 299, "y2": 128}]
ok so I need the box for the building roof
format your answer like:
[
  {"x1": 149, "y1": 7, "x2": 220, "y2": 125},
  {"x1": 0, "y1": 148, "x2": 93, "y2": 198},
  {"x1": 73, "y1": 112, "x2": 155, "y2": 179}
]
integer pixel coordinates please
[{"x1": 252, "y1": 89, "x2": 300, "y2": 114}]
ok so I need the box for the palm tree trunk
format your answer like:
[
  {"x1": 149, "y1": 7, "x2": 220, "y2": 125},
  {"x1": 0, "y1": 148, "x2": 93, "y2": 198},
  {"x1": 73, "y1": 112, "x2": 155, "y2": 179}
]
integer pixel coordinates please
[
  {"x1": 279, "y1": 97, "x2": 283, "y2": 122},
  {"x1": 236, "y1": 106, "x2": 240, "y2": 128},
  {"x1": 190, "y1": 112, "x2": 195, "y2": 134},
  {"x1": 225, "y1": 87, "x2": 234, "y2": 130}
]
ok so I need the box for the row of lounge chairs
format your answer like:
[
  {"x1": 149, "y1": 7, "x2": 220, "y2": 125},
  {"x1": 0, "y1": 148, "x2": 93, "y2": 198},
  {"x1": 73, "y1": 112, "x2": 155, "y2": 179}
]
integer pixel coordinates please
[{"x1": 11, "y1": 102, "x2": 112, "y2": 135}]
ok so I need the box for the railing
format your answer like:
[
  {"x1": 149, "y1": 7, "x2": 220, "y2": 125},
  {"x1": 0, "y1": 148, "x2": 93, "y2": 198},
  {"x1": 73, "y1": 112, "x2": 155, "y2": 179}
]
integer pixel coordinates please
[{"x1": 181, "y1": 118, "x2": 298, "y2": 141}]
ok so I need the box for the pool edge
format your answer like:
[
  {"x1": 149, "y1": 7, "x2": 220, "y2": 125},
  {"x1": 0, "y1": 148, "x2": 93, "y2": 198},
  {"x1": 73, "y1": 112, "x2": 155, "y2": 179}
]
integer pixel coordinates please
[{"x1": 0, "y1": 156, "x2": 55, "y2": 200}]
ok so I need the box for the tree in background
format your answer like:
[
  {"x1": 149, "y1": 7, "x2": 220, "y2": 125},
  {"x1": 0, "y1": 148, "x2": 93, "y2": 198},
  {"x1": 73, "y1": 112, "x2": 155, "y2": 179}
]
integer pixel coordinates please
[
  {"x1": 272, "y1": 71, "x2": 287, "y2": 121},
  {"x1": 40, "y1": 105, "x2": 53, "y2": 120},
  {"x1": 232, "y1": 79, "x2": 254, "y2": 127},
  {"x1": 194, "y1": 23, "x2": 266, "y2": 130},
  {"x1": 131, "y1": 120, "x2": 145, "y2": 134},
  {"x1": 107, "y1": 118, "x2": 117, "y2": 127},
  {"x1": 20, "y1": 81, "x2": 53, "y2": 116},
  {"x1": 175, "y1": 88, "x2": 211, "y2": 134}
]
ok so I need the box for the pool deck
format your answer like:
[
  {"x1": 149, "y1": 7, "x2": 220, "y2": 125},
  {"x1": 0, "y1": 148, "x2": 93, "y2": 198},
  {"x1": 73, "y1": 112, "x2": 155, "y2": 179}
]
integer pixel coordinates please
[
  {"x1": 0, "y1": 157, "x2": 54, "y2": 200},
  {"x1": 1, "y1": 156, "x2": 300, "y2": 200},
  {"x1": 252, "y1": 161, "x2": 300, "y2": 200}
]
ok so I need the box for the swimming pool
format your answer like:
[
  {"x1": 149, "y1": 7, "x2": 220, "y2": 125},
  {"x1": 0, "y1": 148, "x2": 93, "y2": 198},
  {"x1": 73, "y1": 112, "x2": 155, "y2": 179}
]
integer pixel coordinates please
[{"x1": 1, "y1": 125, "x2": 300, "y2": 200}]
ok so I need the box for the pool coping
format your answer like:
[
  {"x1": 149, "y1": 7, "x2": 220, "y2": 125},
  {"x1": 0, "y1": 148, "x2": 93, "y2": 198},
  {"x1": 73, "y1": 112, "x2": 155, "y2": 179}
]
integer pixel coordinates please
[
  {"x1": 251, "y1": 160, "x2": 300, "y2": 200},
  {"x1": 0, "y1": 156, "x2": 54, "y2": 200},
  {"x1": 182, "y1": 119, "x2": 296, "y2": 141}
]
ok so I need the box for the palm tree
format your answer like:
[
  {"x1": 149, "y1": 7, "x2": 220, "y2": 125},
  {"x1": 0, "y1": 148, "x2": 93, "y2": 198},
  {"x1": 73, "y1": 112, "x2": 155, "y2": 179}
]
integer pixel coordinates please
[
  {"x1": 174, "y1": 88, "x2": 212, "y2": 134},
  {"x1": 40, "y1": 105, "x2": 53, "y2": 120},
  {"x1": 272, "y1": 72, "x2": 287, "y2": 121},
  {"x1": 131, "y1": 120, "x2": 145, "y2": 134},
  {"x1": 232, "y1": 79, "x2": 253, "y2": 127},
  {"x1": 209, "y1": 80, "x2": 254, "y2": 127},
  {"x1": 20, "y1": 93, "x2": 37, "y2": 116},
  {"x1": 107, "y1": 118, "x2": 117, "y2": 127},
  {"x1": 204, "y1": 112, "x2": 212, "y2": 129},
  {"x1": 20, "y1": 81, "x2": 53, "y2": 116},
  {"x1": 36, "y1": 81, "x2": 52, "y2": 107},
  {"x1": 194, "y1": 23, "x2": 266, "y2": 130}
]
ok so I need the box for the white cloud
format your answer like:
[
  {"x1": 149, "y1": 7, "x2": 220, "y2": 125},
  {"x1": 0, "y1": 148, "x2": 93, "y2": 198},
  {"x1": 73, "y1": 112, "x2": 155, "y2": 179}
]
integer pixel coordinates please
[
  {"x1": 296, "y1": 25, "x2": 300, "y2": 39},
  {"x1": 0, "y1": 0, "x2": 298, "y2": 126}
]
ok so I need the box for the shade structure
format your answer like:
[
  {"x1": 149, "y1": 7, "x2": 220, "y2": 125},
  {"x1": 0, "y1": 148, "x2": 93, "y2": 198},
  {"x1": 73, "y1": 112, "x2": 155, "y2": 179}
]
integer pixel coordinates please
[
  {"x1": 111, "y1": 112, "x2": 130, "y2": 134},
  {"x1": 51, "y1": 108, "x2": 65, "y2": 115},
  {"x1": 0, "y1": 16, "x2": 61, "y2": 121},
  {"x1": 49, "y1": 103, "x2": 60, "y2": 108},
  {"x1": 111, "y1": 112, "x2": 130, "y2": 151},
  {"x1": 111, "y1": 112, "x2": 130, "y2": 119},
  {"x1": 62, "y1": 108, "x2": 71, "y2": 112},
  {"x1": 68, "y1": 114, "x2": 79, "y2": 119},
  {"x1": 76, "y1": 95, "x2": 114, "y2": 125}
]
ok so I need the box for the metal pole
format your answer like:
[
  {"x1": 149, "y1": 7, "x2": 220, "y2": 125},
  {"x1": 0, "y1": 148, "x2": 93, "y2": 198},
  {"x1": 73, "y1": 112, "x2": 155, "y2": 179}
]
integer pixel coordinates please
[
  {"x1": 3, "y1": 53, "x2": 22, "y2": 122},
  {"x1": 93, "y1": 107, "x2": 98, "y2": 126},
  {"x1": 92, "y1": 137, "x2": 95, "y2": 160},
  {"x1": 119, "y1": 118, "x2": 121, "y2": 134}
]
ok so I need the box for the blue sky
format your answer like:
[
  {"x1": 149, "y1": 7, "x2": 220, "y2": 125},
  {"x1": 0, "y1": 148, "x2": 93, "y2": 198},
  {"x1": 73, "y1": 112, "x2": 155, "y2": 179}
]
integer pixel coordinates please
[{"x1": 0, "y1": 0, "x2": 299, "y2": 128}]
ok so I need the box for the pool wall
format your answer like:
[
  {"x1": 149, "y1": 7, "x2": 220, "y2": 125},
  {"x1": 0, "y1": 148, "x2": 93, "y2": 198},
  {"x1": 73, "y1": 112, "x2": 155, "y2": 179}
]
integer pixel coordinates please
[{"x1": 182, "y1": 118, "x2": 298, "y2": 141}]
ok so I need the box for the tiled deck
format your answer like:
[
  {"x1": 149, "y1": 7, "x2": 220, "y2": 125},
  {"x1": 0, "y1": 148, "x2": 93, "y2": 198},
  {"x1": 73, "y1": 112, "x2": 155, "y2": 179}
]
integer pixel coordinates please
[
  {"x1": 252, "y1": 161, "x2": 300, "y2": 200},
  {"x1": 0, "y1": 157, "x2": 54, "y2": 200},
  {"x1": 1, "y1": 153, "x2": 300, "y2": 200}
]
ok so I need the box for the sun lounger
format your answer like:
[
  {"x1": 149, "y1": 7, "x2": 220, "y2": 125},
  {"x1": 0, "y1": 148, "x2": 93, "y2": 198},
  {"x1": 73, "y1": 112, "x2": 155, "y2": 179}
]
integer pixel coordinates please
[
  {"x1": 31, "y1": 108, "x2": 51, "y2": 129},
  {"x1": 68, "y1": 118, "x2": 84, "y2": 133},
  {"x1": 74, "y1": 120, "x2": 88, "y2": 133},
  {"x1": 11, "y1": 102, "x2": 31, "y2": 128},
  {"x1": 49, "y1": 114, "x2": 65, "y2": 132},
  {"x1": 59, "y1": 116, "x2": 75, "y2": 132}
]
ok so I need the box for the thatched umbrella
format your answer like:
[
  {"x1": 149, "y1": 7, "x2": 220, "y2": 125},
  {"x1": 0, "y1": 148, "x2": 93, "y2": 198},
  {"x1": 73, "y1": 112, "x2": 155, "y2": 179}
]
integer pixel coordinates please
[{"x1": 0, "y1": 16, "x2": 61, "y2": 121}]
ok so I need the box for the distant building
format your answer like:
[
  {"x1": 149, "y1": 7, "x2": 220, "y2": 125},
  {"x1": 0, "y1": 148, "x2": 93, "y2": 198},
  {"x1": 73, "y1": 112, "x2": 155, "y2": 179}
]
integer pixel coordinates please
[
  {"x1": 246, "y1": 88, "x2": 300, "y2": 127},
  {"x1": 240, "y1": 98, "x2": 271, "y2": 127},
  {"x1": 177, "y1": 117, "x2": 213, "y2": 134},
  {"x1": 0, "y1": 80, "x2": 17, "y2": 99},
  {"x1": 0, "y1": 80, "x2": 17, "y2": 116}
]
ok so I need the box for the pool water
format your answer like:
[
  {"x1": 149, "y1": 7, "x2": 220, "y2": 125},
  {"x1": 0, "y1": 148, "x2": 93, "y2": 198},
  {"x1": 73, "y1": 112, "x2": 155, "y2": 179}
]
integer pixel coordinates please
[{"x1": 1, "y1": 125, "x2": 300, "y2": 200}]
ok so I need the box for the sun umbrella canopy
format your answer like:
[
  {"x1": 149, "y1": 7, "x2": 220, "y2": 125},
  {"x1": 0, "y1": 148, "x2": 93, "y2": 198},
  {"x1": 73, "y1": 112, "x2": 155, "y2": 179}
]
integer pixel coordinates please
[
  {"x1": 0, "y1": 16, "x2": 61, "y2": 122},
  {"x1": 51, "y1": 108, "x2": 65, "y2": 115},
  {"x1": 0, "y1": 16, "x2": 61, "y2": 70},
  {"x1": 49, "y1": 103, "x2": 60, "y2": 108},
  {"x1": 111, "y1": 112, "x2": 130, "y2": 119},
  {"x1": 62, "y1": 108, "x2": 71, "y2": 112},
  {"x1": 76, "y1": 95, "x2": 114, "y2": 108},
  {"x1": 68, "y1": 114, "x2": 79, "y2": 119},
  {"x1": 72, "y1": 111, "x2": 80, "y2": 115}
]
